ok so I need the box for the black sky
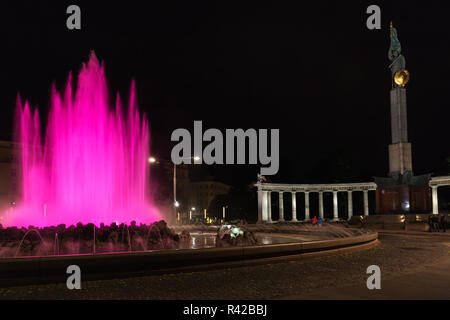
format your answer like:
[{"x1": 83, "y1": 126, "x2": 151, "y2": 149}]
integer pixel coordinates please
[{"x1": 1, "y1": 1, "x2": 450, "y2": 187}]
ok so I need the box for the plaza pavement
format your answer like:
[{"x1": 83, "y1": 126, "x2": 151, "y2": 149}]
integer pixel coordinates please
[{"x1": 286, "y1": 231, "x2": 450, "y2": 299}]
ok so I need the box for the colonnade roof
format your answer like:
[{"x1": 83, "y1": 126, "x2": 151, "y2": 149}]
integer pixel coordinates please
[
  {"x1": 430, "y1": 175, "x2": 450, "y2": 187},
  {"x1": 255, "y1": 182, "x2": 377, "y2": 192},
  {"x1": 256, "y1": 175, "x2": 450, "y2": 191}
]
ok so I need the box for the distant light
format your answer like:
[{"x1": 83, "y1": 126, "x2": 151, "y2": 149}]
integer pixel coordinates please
[
  {"x1": 191, "y1": 207, "x2": 196, "y2": 211},
  {"x1": 174, "y1": 201, "x2": 180, "y2": 207},
  {"x1": 148, "y1": 157, "x2": 156, "y2": 163},
  {"x1": 402, "y1": 201, "x2": 410, "y2": 210},
  {"x1": 193, "y1": 156, "x2": 201, "y2": 162}
]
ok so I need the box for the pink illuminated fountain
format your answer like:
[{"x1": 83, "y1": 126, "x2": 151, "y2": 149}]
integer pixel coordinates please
[{"x1": 3, "y1": 52, "x2": 159, "y2": 227}]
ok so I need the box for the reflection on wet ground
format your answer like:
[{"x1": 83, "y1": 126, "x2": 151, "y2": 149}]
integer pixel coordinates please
[{"x1": 187, "y1": 232, "x2": 311, "y2": 249}]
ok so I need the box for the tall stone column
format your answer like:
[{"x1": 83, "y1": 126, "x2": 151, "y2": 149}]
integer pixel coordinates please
[
  {"x1": 291, "y1": 192, "x2": 297, "y2": 222},
  {"x1": 304, "y1": 192, "x2": 310, "y2": 221},
  {"x1": 333, "y1": 191, "x2": 339, "y2": 220},
  {"x1": 279, "y1": 192, "x2": 285, "y2": 222},
  {"x1": 363, "y1": 190, "x2": 369, "y2": 216},
  {"x1": 267, "y1": 191, "x2": 272, "y2": 222},
  {"x1": 318, "y1": 191, "x2": 324, "y2": 219},
  {"x1": 389, "y1": 88, "x2": 412, "y2": 176},
  {"x1": 390, "y1": 88, "x2": 408, "y2": 144},
  {"x1": 432, "y1": 186, "x2": 438, "y2": 215},
  {"x1": 347, "y1": 191, "x2": 353, "y2": 220}
]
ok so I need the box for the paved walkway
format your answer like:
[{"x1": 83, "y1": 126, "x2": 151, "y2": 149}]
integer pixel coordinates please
[{"x1": 288, "y1": 242, "x2": 450, "y2": 299}]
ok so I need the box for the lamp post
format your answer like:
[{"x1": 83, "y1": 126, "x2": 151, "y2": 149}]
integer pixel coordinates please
[
  {"x1": 173, "y1": 163, "x2": 177, "y2": 222},
  {"x1": 149, "y1": 155, "x2": 200, "y2": 223},
  {"x1": 173, "y1": 156, "x2": 200, "y2": 222},
  {"x1": 222, "y1": 205, "x2": 228, "y2": 223}
]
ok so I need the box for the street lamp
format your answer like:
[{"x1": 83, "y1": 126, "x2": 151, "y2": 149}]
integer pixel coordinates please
[
  {"x1": 222, "y1": 205, "x2": 228, "y2": 222},
  {"x1": 173, "y1": 156, "x2": 201, "y2": 222},
  {"x1": 149, "y1": 155, "x2": 201, "y2": 222}
]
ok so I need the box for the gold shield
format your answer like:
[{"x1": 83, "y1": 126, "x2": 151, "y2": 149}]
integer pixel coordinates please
[{"x1": 394, "y1": 69, "x2": 410, "y2": 87}]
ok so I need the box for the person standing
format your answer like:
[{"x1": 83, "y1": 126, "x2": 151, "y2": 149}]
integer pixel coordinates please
[{"x1": 432, "y1": 215, "x2": 440, "y2": 232}]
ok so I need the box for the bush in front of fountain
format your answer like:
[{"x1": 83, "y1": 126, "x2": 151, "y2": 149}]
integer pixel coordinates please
[
  {"x1": 215, "y1": 225, "x2": 258, "y2": 247},
  {"x1": 0, "y1": 220, "x2": 191, "y2": 257}
]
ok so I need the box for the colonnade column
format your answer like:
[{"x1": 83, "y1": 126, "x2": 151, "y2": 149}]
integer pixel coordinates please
[
  {"x1": 363, "y1": 190, "x2": 369, "y2": 216},
  {"x1": 257, "y1": 187, "x2": 263, "y2": 223},
  {"x1": 318, "y1": 191, "x2": 324, "y2": 219},
  {"x1": 279, "y1": 192, "x2": 285, "y2": 221},
  {"x1": 432, "y1": 186, "x2": 438, "y2": 215},
  {"x1": 291, "y1": 192, "x2": 298, "y2": 222},
  {"x1": 304, "y1": 192, "x2": 310, "y2": 221},
  {"x1": 333, "y1": 191, "x2": 339, "y2": 220},
  {"x1": 347, "y1": 191, "x2": 353, "y2": 220},
  {"x1": 267, "y1": 191, "x2": 272, "y2": 222}
]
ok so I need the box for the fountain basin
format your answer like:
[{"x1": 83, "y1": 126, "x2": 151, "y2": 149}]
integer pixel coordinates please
[{"x1": 0, "y1": 231, "x2": 377, "y2": 287}]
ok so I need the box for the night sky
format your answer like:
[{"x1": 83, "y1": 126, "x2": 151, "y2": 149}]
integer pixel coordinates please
[{"x1": 1, "y1": 1, "x2": 450, "y2": 187}]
